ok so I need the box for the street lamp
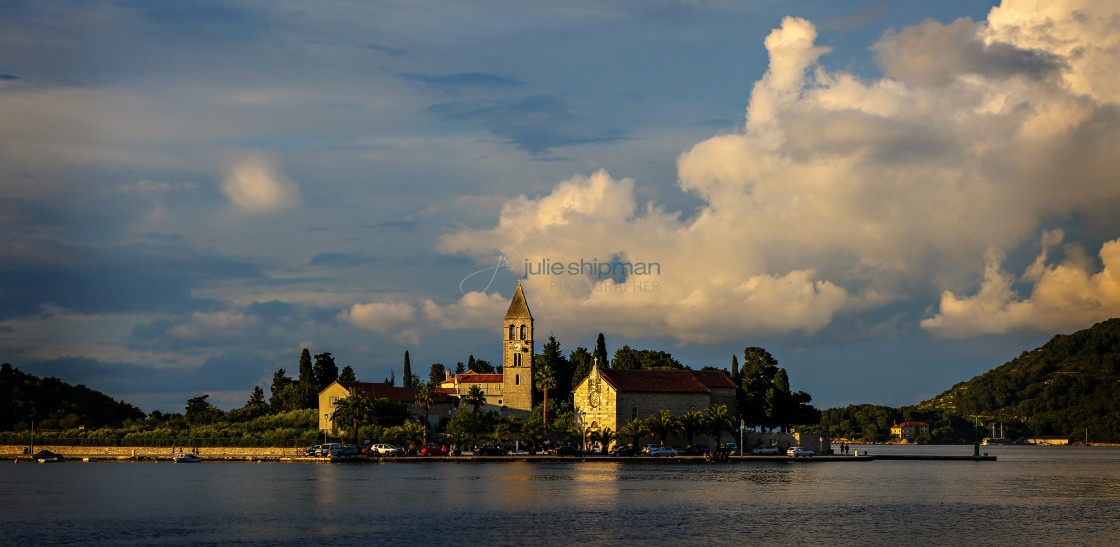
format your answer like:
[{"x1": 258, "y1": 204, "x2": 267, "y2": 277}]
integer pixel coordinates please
[{"x1": 324, "y1": 414, "x2": 330, "y2": 443}]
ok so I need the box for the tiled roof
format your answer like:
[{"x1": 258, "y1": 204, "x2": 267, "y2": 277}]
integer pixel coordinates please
[
  {"x1": 454, "y1": 373, "x2": 503, "y2": 384},
  {"x1": 895, "y1": 421, "x2": 929, "y2": 427},
  {"x1": 599, "y1": 369, "x2": 712, "y2": 394},
  {"x1": 336, "y1": 381, "x2": 451, "y2": 403},
  {"x1": 687, "y1": 370, "x2": 737, "y2": 389}
]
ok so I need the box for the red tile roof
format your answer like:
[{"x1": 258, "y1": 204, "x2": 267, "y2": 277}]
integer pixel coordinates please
[
  {"x1": 599, "y1": 369, "x2": 714, "y2": 394},
  {"x1": 453, "y1": 373, "x2": 503, "y2": 383},
  {"x1": 336, "y1": 381, "x2": 450, "y2": 403},
  {"x1": 687, "y1": 370, "x2": 737, "y2": 389}
]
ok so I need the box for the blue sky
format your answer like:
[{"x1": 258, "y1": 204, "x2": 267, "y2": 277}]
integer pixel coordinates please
[{"x1": 4, "y1": 0, "x2": 1120, "y2": 414}]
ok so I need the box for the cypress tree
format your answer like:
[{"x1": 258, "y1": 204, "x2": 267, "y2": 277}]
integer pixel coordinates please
[
  {"x1": 298, "y1": 348, "x2": 313, "y2": 385},
  {"x1": 403, "y1": 351, "x2": 413, "y2": 389},
  {"x1": 595, "y1": 333, "x2": 608, "y2": 369}
]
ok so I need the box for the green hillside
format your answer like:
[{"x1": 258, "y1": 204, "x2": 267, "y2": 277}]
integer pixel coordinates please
[
  {"x1": 915, "y1": 318, "x2": 1120, "y2": 442},
  {"x1": 0, "y1": 363, "x2": 146, "y2": 431}
]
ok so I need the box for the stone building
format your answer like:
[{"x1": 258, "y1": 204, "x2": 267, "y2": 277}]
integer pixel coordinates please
[
  {"x1": 437, "y1": 282, "x2": 536, "y2": 416},
  {"x1": 572, "y1": 361, "x2": 737, "y2": 449},
  {"x1": 890, "y1": 421, "x2": 930, "y2": 440},
  {"x1": 318, "y1": 380, "x2": 453, "y2": 432}
]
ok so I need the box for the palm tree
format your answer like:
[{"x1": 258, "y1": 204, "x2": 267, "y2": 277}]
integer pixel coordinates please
[
  {"x1": 415, "y1": 381, "x2": 435, "y2": 445},
  {"x1": 461, "y1": 384, "x2": 487, "y2": 449},
  {"x1": 592, "y1": 427, "x2": 616, "y2": 452},
  {"x1": 535, "y1": 362, "x2": 556, "y2": 435},
  {"x1": 680, "y1": 408, "x2": 706, "y2": 447},
  {"x1": 706, "y1": 403, "x2": 731, "y2": 448},
  {"x1": 619, "y1": 418, "x2": 649, "y2": 448},
  {"x1": 521, "y1": 421, "x2": 543, "y2": 453},
  {"x1": 490, "y1": 423, "x2": 510, "y2": 449},
  {"x1": 646, "y1": 410, "x2": 682, "y2": 446},
  {"x1": 331, "y1": 388, "x2": 373, "y2": 446},
  {"x1": 401, "y1": 421, "x2": 424, "y2": 453}
]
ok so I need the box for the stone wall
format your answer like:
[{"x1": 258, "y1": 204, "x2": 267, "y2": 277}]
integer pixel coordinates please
[{"x1": 0, "y1": 445, "x2": 305, "y2": 458}]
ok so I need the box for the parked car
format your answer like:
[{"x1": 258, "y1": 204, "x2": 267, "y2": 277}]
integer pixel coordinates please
[
  {"x1": 475, "y1": 446, "x2": 507, "y2": 456},
  {"x1": 304, "y1": 445, "x2": 321, "y2": 456},
  {"x1": 640, "y1": 444, "x2": 659, "y2": 455},
  {"x1": 555, "y1": 446, "x2": 582, "y2": 456},
  {"x1": 751, "y1": 445, "x2": 781, "y2": 455},
  {"x1": 680, "y1": 445, "x2": 710, "y2": 456},
  {"x1": 420, "y1": 444, "x2": 448, "y2": 456},
  {"x1": 318, "y1": 443, "x2": 341, "y2": 456},
  {"x1": 610, "y1": 445, "x2": 641, "y2": 457},
  {"x1": 367, "y1": 443, "x2": 405, "y2": 456},
  {"x1": 787, "y1": 446, "x2": 814, "y2": 457},
  {"x1": 649, "y1": 446, "x2": 678, "y2": 457},
  {"x1": 722, "y1": 442, "x2": 739, "y2": 454}
]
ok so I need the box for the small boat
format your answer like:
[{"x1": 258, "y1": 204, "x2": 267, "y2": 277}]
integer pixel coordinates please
[
  {"x1": 32, "y1": 450, "x2": 65, "y2": 463},
  {"x1": 173, "y1": 453, "x2": 203, "y2": 463},
  {"x1": 82, "y1": 457, "x2": 99, "y2": 462}
]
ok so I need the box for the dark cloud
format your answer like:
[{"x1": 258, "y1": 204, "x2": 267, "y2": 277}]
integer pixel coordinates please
[
  {"x1": 875, "y1": 17, "x2": 1063, "y2": 87},
  {"x1": 397, "y1": 71, "x2": 522, "y2": 92},
  {"x1": 244, "y1": 300, "x2": 296, "y2": 319},
  {"x1": 428, "y1": 95, "x2": 629, "y2": 155},
  {"x1": 0, "y1": 238, "x2": 260, "y2": 320},
  {"x1": 0, "y1": 74, "x2": 18, "y2": 80},
  {"x1": 308, "y1": 252, "x2": 381, "y2": 268}
]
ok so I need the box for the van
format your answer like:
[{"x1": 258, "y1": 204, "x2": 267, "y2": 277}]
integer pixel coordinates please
[{"x1": 319, "y1": 443, "x2": 341, "y2": 456}]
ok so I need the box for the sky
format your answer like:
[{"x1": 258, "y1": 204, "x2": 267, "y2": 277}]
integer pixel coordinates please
[{"x1": 3, "y1": 0, "x2": 1120, "y2": 414}]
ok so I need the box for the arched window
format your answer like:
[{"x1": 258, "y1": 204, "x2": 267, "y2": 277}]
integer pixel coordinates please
[
  {"x1": 509, "y1": 324, "x2": 515, "y2": 339},
  {"x1": 520, "y1": 325, "x2": 526, "y2": 339},
  {"x1": 631, "y1": 406, "x2": 638, "y2": 421}
]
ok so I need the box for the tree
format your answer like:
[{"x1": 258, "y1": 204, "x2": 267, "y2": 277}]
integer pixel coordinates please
[
  {"x1": 611, "y1": 345, "x2": 684, "y2": 370},
  {"x1": 535, "y1": 361, "x2": 556, "y2": 435},
  {"x1": 619, "y1": 418, "x2": 649, "y2": 447},
  {"x1": 429, "y1": 363, "x2": 446, "y2": 385},
  {"x1": 313, "y1": 352, "x2": 339, "y2": 390},
  {"x1": 739, "y1": 347, "x2": 780, "y2": 429},
  {"x1": 338, "y1": 366, "x2": 357, "y2": 383},
  {"x1": 594, "y1": 333, "x2": 609, "y2": 369},
  {"x1": 731, "y1": 355, "x2": 740, "y2": 383},
  {"x1": 646, "y1": 410, "x2": 682, "y2": 446},
  {"x1": 538, "y1": 335, "x2": 572, "y2": 400},
  {"x1": 468, "y1": 356, "x2": 495, "y2": 374},
  {"x1": 462, "y1": 384, "x2": 487, "y2": 449},
  {"x1": 403, "y1": 351, "x2": 413, "y2": 389},
  {"x1": 706, "y1": 404, "x2": 731, "y2": 447},
  {"x1": 490, "y1": 423, "x2": 510, "y2": 448},
  {"x1": 592, "y1": 427, "x2": 616, "y2": 451},
  {"x1": 569, "y1": 347, "x2": 593, "y2": 387},
  {"x1": 455, "y1": 362, "x2": 466, "y2": 375},
  {"x1": 185, "y1": 394, "x2": 220, "y2": 426},
  {"x1": 298, "y1": 348, "x2": 314, "y2": 385},
  {"x1": 680, "y1": 408, "x2": 706, "y2": 446},
  {"x1": 269, "y1": 369, "x2": 292, "y2": 410},
  {"x1": 415, "y1": 381, "x2": 435, "y2": 445},
  {"x1": 247, "y1": 386, "x2": 266, "y2": 406}
]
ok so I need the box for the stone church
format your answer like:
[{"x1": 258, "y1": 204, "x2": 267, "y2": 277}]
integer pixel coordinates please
[{"x1": 438, "y1": 282, "x2": 535, "y2": 416}]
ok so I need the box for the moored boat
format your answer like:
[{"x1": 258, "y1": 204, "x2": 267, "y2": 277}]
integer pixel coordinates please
[{"x1": 174, "y1": 453, "x2": 203, "y2": 463}]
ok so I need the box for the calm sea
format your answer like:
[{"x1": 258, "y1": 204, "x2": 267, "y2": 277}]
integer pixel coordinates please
[{"x1": 3, "y1": 444, "x2": 1118, "y2": 546}]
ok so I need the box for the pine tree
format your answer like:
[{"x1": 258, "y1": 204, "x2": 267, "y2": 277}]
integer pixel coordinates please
[
  {"x1": 339, "y1": 365, "x2": 357, "y2": 383},
  {"x1": 429, "y1": 363, "x2": 446, "y2": 384},
  {"x1": 313, "y1": 352, "x2": 338, "y2": 390}
]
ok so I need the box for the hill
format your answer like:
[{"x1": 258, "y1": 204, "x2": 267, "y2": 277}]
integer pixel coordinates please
[
  {"x1": 915, "y1": 318, "x2": 1120, "y2": 442},
  {"x1": 0, "y1": 363, "x2": 146, "y2": 431}
]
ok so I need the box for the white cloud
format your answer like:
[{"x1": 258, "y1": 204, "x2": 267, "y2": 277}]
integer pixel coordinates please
[
  {"x1": 421, "y1": 291, "x2": 510, "y2": 330},
  {"x1": 220, "y1": 153, "x2": 300, "y2": 212},
  {"x1": 437, "y1": 3, "x2": 1120, "y2": 343},
  {"x1": 168, "y1": 311, "x2": 259, "y2": 340},
  {"x1": 922, "y1": 232, "x2": 1120, "y2": 338},
  {"x1": 337, "y1": 301, "x2": 416, "y2": 333}
]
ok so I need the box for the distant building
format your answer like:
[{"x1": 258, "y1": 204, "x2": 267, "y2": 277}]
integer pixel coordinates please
[
  {"x1": 438, "y1": 282, "x2": 536, "y2": 416},
  {"x1": 1025, "y1": 436, "x2": 1070, "y2": 445},
  {"x1": 572, "y1": 361, "x2": 737, "y2": 449},
  {"x1": 890, "y1": 421, "x2": 930, "y2": 440},
  {"x1": 318, "y1": 380, "x2": 453, "y2": 432}
]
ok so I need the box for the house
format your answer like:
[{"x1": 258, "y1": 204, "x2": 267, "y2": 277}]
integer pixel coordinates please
[
  {"x1": 318, "y1": 380, "x2": 453, "y2": 431},
  {"x1": 890, "y1": 421, "x2": 930, "y2": 440},
  {"x1": 572, "y1": 361, "x2": 737, "y2": 449}
]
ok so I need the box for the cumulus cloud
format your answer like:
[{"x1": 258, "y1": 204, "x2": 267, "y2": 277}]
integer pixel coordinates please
[
  {"x1": 922, "y1": 232, "x2": 1120, "y2": 338},
  {"x1": 337, "y1": 301, "x2": 416, "y2": 333},
  {"x1": 220, "y1": 153, "x2": 300, "y2": 212},
  {"x1": 422, "y1": 291, "x2": 510, "y2": 330},
  {"x1": 437, "y1": 3, "x2": 1120, "y2": 342}
]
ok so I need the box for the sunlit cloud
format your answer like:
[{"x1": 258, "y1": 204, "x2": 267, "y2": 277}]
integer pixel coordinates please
[{"x1": 220, "y1": 153, "x2": 300, "y2": 212}]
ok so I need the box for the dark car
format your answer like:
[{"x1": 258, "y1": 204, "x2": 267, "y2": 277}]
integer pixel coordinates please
[
  {"x1": 610, "y1": 445, "x2": 641, "y2": 457},
  {"x1": 475, "y1": 446, "x2": 506, "y2": 456},
  {"x1": 555, "y1": 446, "x2": 582, "y2": 456},
  {"x1": 681, "y1": 445, "x2": 710, "y2": 456},
  {"x1": 421, "y1": 444, "x2": 448, "y2": 456}
]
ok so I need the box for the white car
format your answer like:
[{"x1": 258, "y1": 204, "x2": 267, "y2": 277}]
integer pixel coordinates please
[
  {"x1": 787, "y1": 446, "x2": 814, "y2": 457},
  {"x1": 751, "y1": 445, "x2": 781, "y2": 455},
  {"x1": 370, "y1": 443, "x2": 405, "y2": 456},
  {"x1": 649, "y1": 446, "x2": 678, "y2": 457}
]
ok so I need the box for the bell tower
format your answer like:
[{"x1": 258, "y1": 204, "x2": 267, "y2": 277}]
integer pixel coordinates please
[{"x1": 502, "y1": 282, "x2": 534, "y2": 413}]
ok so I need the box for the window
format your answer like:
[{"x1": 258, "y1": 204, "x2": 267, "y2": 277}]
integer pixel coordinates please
[
  {"x1": 631, "y1": 406, "x2": 638, "y2": 421},
  {"x1": 515, "y1": 374, "x2": 520, "y2": 386},
  {"x1": 520, "y1": 325, "x2": 526, "y2": 339},
  {"x1": 509, "y1": 324, "x2": 515, "y2": 339},
  {"x1": 330, "y1": 397, "x2": 340, "y2": 407}
]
